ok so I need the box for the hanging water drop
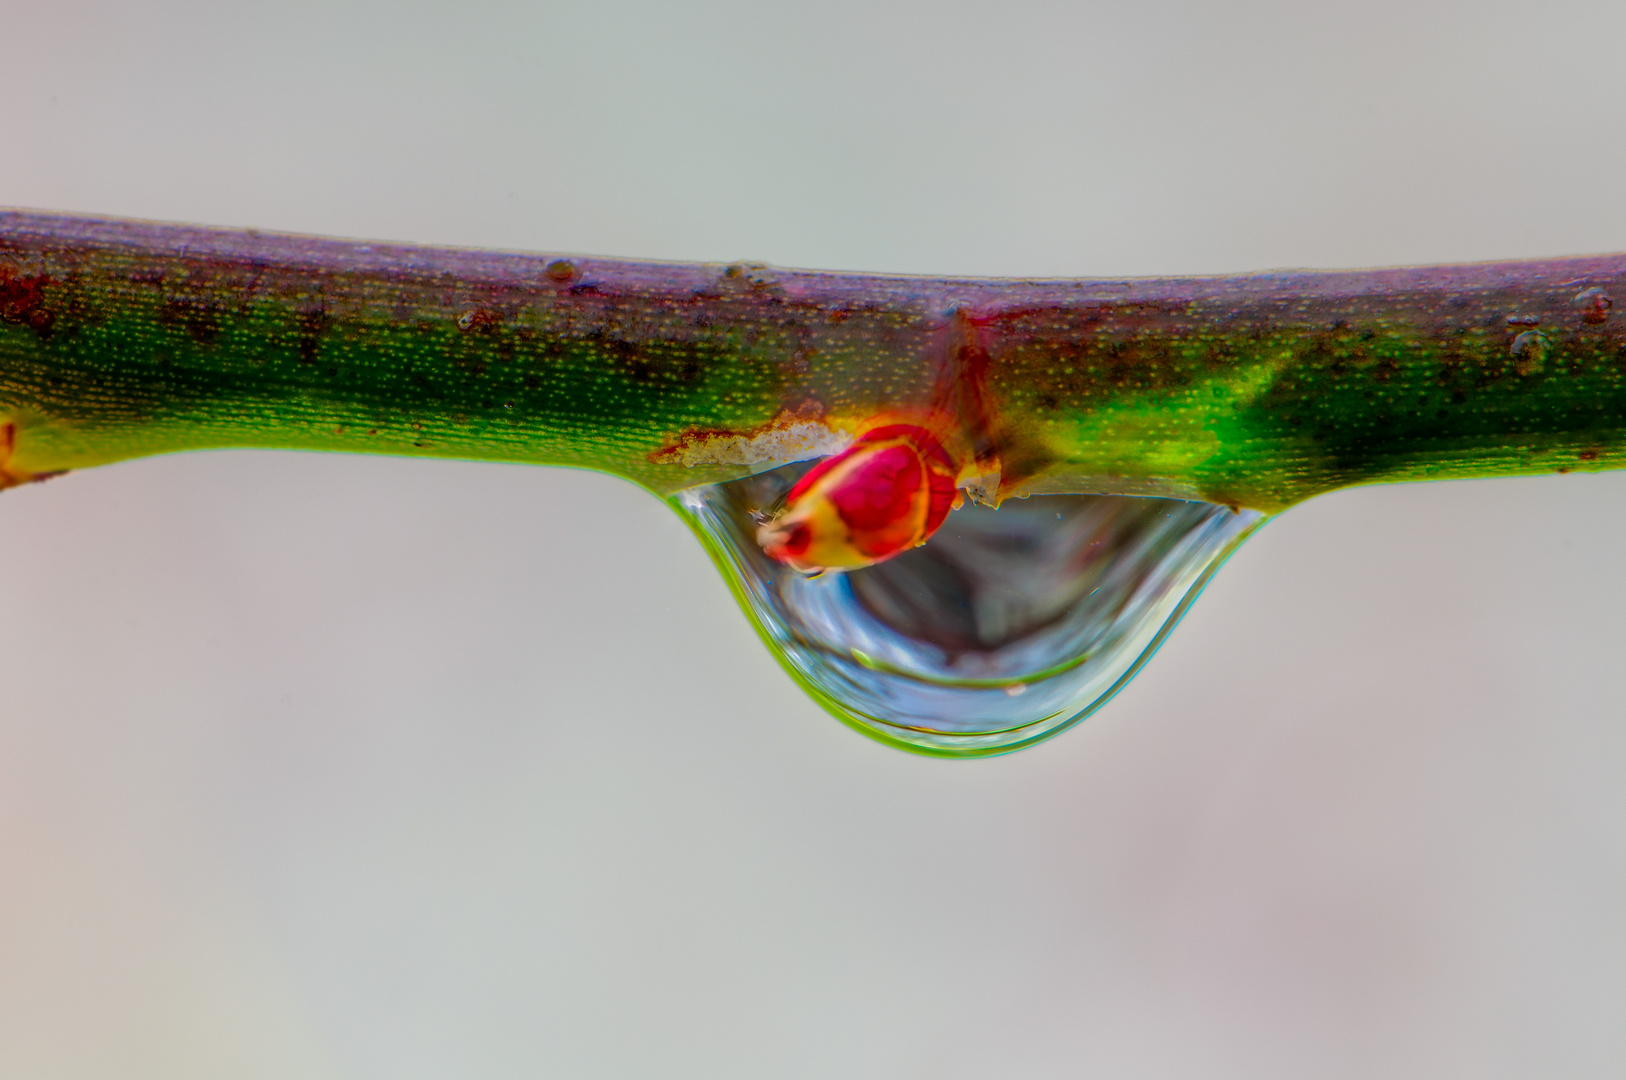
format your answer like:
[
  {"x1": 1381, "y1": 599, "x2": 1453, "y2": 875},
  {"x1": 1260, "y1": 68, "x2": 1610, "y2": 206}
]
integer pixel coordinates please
[{"x1": 676, "y1": 461, "x2": 1265, "y2": 756}]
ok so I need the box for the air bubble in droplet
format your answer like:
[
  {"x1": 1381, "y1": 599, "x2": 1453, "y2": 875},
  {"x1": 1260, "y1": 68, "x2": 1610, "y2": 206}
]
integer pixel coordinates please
[{"x1": 676, "y1": 461, "x2": 1264, "y2": 755}]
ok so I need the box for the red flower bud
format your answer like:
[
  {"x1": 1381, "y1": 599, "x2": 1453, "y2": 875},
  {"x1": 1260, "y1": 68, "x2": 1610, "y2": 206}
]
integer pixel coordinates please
[{"x1": 757, "y1": 424, "x2": 959, "y2": 573}]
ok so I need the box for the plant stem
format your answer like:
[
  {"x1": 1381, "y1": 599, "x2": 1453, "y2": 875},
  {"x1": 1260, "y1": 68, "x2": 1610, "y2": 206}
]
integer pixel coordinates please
[{"x1": 3, "y1": 210, "x2": 1622, "y2": 511}]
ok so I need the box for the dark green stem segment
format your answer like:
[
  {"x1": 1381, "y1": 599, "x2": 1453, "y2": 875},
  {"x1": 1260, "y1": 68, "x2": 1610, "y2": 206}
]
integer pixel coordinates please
[{"x1": 3, "y1": 210, "x2": 1623, "y2": 511}]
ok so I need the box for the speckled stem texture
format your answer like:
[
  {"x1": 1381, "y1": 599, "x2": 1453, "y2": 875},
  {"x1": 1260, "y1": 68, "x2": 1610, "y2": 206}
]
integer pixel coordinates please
[{"x1": 2, "y1": 210, "x2": 1622, "y2": 511}]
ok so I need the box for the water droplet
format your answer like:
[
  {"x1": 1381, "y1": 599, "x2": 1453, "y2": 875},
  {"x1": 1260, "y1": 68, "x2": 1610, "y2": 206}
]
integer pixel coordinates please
[
  {"x1": 1576, "y1": 287, "x2": 1612, "y2": 325},
  {"x1": 1511, "y1": 329, "x2": 1547, "y2": 374},
  {"x1": 545, "y1": 259, "x2": 577, "y2": 283},
  {"x1": 1505, "y1": 314, "x2": 1541, "y2": 326},
  {"x1": 676, "y1": 462, "x2": 1264, "y2": 756}
]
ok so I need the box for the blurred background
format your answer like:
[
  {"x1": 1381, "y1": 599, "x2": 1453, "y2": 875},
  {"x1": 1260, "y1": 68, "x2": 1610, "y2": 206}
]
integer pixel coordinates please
[{"x1": 4, "y1": 2, "x2": 1626, "y2": 1076}]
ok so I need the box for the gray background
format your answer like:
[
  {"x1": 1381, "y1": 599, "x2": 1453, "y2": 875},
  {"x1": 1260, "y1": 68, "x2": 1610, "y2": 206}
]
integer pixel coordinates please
[{"x1": 3, "y1": 2, "x2": 1626, "y2": 1077}]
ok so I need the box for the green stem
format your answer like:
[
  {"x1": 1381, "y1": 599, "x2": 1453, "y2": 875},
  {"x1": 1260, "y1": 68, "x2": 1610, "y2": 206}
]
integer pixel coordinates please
[{"x1": 3, "y1": 210, "x2": 1622, "y2": 511}]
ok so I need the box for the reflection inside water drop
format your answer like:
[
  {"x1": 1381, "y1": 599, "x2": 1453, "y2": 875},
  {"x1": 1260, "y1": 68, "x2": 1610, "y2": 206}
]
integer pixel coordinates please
[{"x1": 676, "y1": 462, "x2": 1264, "y2": 755}]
